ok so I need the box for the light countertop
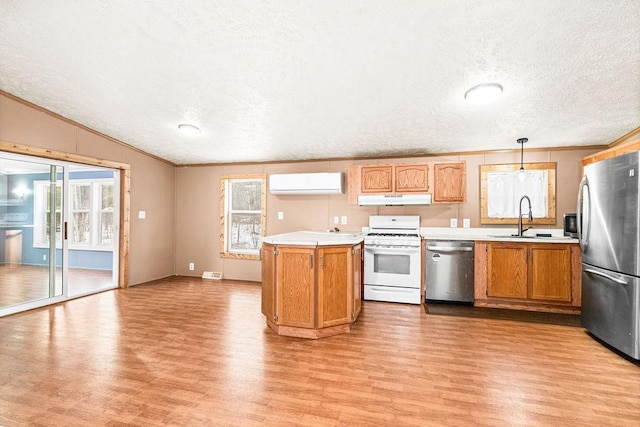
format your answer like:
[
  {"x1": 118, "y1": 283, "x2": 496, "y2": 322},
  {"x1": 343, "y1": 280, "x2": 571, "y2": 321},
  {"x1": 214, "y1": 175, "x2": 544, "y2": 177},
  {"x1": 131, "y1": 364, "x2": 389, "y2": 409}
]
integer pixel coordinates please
[
  {"x1": 261, "y1": 231, "x2": 364, "y2": 246},
  {"x1": 420, "y1": 227, "x2": 579, "y2": 244},
  {"x1": 262, "y1": 228, "x2": 578, "y2": 246}
]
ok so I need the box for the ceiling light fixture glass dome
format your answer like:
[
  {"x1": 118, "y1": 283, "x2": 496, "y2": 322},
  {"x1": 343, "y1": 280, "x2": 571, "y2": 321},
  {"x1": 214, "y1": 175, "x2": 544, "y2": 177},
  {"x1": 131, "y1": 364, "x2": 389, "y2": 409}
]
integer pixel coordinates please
[
  {"x1": 464, "y1": 83, "x2": 503, "y2": 105},
  {"x1": 178, "y1": 123, "x2": 201, "y2": 136}
]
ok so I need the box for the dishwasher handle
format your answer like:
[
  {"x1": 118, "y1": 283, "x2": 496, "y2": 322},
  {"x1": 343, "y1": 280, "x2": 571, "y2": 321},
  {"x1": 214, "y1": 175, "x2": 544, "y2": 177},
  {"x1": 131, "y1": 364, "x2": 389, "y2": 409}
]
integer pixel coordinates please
[{"x1": 427, "y1": 245, "x2": 473, "y2": 252}]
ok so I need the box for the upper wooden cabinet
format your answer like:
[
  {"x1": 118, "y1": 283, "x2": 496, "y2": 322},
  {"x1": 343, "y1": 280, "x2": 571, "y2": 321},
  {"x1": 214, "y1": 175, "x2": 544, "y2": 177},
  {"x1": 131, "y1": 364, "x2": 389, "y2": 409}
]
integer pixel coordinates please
[
  {"x1": 360, "y1": 163, "x2": 429, "y2": 194},
  {"x1": 360, "y1": 165, "x2": 394, "y2": 193},
  {"x1": 433, "y1": 162, "x2": 466, "y2": 203},
  {"x1": 395, "y1": 164, "x2": 430, "y2": 193},
  {"x1": 348, "y1": 161, "x2": 465, "y2": 204}
]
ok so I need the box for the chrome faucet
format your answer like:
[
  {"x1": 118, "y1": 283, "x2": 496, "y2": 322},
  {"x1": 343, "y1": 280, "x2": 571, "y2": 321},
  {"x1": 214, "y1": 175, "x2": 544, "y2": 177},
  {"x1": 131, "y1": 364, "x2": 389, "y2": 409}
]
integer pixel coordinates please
[{"x1": 518, "y1": 195, "x2": 533, "y2": 236}]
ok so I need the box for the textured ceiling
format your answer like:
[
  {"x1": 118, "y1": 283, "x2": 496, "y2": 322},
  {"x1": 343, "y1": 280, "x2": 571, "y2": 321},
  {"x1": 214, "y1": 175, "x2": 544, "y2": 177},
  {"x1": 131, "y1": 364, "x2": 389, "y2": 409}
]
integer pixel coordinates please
[{"x1": 1, "y1": 1, "x2": 639, "y2": 165}]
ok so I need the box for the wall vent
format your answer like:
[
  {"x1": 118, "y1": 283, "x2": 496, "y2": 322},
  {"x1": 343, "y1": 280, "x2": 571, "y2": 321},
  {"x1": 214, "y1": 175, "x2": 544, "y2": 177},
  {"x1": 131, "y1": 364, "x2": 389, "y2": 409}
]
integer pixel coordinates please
[{"x1": 202, "y1": 271, "x2": 222, "y2": 280}]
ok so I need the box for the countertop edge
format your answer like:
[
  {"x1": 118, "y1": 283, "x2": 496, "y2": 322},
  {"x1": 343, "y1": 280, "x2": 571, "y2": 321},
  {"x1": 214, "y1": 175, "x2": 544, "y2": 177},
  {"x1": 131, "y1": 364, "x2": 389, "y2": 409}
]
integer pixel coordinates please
[
  {"x1": 262, "y1": 231, "x2": 365, "y2": 246},
  {"x1": 421, "y1": 235, "x2": 579, "y2": 244}
]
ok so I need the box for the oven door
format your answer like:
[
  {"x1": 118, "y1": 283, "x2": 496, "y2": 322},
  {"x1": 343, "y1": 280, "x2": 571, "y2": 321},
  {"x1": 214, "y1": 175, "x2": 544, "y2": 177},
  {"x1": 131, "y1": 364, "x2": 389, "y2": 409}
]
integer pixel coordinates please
[{"x1": 364, "y1": 246, "x2": 421, "y2": 288}]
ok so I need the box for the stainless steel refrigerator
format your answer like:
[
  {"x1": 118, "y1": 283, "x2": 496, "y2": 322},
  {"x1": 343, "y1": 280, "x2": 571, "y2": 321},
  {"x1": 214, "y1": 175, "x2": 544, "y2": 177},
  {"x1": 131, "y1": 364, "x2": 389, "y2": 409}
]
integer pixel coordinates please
[{"x1": 577, "y1": 150, "x2": 639, "y2": 360}]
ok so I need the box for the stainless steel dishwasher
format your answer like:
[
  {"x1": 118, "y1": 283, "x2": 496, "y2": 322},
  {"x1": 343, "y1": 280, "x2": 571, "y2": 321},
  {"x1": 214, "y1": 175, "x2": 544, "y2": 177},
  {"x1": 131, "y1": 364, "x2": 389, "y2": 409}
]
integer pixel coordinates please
[{"x1": 425, "y1": 240, "x2": 474, "y2": 303}]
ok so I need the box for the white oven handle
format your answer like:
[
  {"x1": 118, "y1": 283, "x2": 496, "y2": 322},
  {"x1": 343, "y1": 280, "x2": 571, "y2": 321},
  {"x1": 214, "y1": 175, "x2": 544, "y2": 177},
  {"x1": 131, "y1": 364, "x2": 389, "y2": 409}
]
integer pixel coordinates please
[{"x1": 365, "y1": 247, "x2": 419, "y2": 256}]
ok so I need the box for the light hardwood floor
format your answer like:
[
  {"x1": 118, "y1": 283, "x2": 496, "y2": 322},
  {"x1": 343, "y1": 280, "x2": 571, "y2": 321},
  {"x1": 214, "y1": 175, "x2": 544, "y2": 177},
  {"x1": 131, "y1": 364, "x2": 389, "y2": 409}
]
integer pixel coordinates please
[
  {"x1": 1, "y1": 276, "x2": 639, "y2": 426},
  {"x1": 0, "y1": 264, "x2": 114, "y2": 308}
]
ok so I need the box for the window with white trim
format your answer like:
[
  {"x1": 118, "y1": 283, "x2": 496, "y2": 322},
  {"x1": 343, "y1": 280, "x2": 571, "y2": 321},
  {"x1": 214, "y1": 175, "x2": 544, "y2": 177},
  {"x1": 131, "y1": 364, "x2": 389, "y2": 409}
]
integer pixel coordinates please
[
  {"x1": 220, "y1": 175, "x2": 266, "y2": 259},
  {"x1": 33, "y1": 179, "x2": 115, "y2": 250}
]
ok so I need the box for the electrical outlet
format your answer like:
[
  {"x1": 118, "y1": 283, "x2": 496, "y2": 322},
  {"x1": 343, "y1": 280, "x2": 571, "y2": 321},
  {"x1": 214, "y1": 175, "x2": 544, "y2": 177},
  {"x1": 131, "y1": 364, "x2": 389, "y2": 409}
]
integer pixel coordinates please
[
  {"x1": 341, "y1": 216, "x2": 347, "y2": 225},
  {"x1": 189, "y1": 262, "x2": 194, "y2": 271},
  {"x1": 463, "y1": 218, "x2": 471, "y2": 228},
  {"x1": 43, "y1": 254, "x2": 47, "y2": 261},
  {"x1": 277, "y1": 211, "x2": 284, "y2": 220},
  {"x1": 138, "y1": 210, "x2": 146, "y2": 219},
  {"x1": 450, "y1": 218, "x2": 458, "y2": 228},
  {"x1": 333, "y1": 216, "x2": 339, "y2": 224}
]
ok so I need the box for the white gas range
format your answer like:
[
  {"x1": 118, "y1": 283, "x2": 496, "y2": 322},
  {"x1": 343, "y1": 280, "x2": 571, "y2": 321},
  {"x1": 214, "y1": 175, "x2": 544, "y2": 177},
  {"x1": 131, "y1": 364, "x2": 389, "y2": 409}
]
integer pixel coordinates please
[{"x1": 363, "y1": 215, "x2": 422, "y2": 304}]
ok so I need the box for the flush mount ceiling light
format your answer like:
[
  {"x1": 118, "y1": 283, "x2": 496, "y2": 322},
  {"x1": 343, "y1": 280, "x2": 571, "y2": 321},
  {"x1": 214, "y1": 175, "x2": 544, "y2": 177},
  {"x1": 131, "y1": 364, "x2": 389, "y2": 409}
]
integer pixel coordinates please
[
  {"x1": 464, "y1": 83, "x2": 503, "y2": 105},
  {"x1": 517, "y1": 137, "x2": 528, "y2": 181},
  {"x1": 177, "y1": 123, "x2": 201, "y2": 136}
]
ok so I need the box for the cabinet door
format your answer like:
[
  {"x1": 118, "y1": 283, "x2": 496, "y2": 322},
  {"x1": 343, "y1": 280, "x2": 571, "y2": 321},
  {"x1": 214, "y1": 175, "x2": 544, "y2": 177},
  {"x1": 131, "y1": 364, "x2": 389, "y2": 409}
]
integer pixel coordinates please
[
  {"x1": 433, "y1": 162, "x2": 466, "y2": 203},
  {"x1": 261, "y1": 244, "x2": 276, "y2": 322},
  {"x1": 395, "y1": 164, "x2": 429, "y2": 193},
  {"x1": 487, "y1": 243, "x2": 528, "y2": 298},
  {"x1": 318, "y1": 246, "x2": 351, "y2": 328},
  {"x1": 276, "y1": 247, "x2": 316, "y2": 328},
  {"x1": 361, "y1": 165, "x2": 393, "y2": 193},
  {"x1": 352, "y1": 244, "x2": 362, "y2": 321},
  {"x1": 529, "y1": 244, "x2": 572, "y2": 302}
]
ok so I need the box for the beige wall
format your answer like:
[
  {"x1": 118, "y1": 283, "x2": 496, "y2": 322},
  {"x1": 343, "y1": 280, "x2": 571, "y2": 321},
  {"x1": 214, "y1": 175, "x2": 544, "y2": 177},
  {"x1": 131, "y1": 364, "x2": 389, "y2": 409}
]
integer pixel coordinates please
[
  {"x1": 0, "y1": 93, "x2": 176, "y2": 285},
  {"x1": 0, "y1": 91, "x2": 606, "y2": 285},
  {"x1": 175, "y1": 147, "x2": 600, "y2": 282}
]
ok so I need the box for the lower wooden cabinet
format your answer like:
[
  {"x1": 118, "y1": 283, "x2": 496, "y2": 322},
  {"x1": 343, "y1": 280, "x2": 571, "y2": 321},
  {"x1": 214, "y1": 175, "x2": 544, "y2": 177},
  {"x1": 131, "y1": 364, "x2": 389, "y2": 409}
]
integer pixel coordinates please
[
  {"x1": 352, "y1": 243, "x2": 362, "y2": 321},
  {"x1": 262, "y1": 242, "x2": 363, "y2": 338},
  {"x1": 475, "y1": 241, "x2": 581, "y2": 313},
  {"x1": 277, "y1": 246, "x2": 316, "y2": 328},
  {"x1": 318, "y1": 246, "x2": 351, "y2": 328},
  {"x1": 486, "y1": 243, "x2": 528, "y2": 299},
  {"x1": 529, "y1": 244, "x2": 572, "y2": 302}
]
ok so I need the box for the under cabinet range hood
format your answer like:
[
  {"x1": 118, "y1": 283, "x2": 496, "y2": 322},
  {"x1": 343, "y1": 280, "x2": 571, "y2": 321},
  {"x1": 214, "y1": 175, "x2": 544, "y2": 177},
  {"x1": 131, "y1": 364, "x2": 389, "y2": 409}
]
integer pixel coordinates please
[
  {"x1": 269, "y1": 172, "x2": 344, "y2": 195},
  {"x1": 358, "y1": 194, "x2": 432, "y2": 206}
]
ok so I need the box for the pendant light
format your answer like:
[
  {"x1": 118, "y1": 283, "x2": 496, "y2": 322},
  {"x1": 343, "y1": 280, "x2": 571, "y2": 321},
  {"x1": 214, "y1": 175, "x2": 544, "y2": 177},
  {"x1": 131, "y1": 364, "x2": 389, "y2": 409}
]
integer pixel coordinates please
[{"x1": 517, "y1": 137, "x2": 528, "y2": 182}]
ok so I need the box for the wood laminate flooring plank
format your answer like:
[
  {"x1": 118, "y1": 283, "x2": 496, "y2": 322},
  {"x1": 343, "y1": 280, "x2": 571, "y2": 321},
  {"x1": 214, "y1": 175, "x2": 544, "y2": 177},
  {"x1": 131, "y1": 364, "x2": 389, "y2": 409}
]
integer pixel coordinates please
[{"x1": 1, "y1": 276, "x2": 638, "y2": 426}]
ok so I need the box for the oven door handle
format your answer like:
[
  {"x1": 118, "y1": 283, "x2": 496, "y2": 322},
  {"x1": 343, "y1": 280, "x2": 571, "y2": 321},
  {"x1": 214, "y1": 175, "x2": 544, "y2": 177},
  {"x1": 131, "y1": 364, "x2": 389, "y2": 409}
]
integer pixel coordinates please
[{"x1": 364, "y1": 247, "x2": 418, "y2": 255}]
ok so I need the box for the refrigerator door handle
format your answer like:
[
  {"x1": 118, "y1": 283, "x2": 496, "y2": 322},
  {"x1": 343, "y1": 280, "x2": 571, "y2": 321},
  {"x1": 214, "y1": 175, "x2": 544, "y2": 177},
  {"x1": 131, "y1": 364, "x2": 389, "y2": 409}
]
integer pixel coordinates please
[
  {"x1": 577, "y1": 175, "x2": 589, "y2": 251},
  {"x1": 583, "y1": 268, "x2": 628, "y2": 285}
]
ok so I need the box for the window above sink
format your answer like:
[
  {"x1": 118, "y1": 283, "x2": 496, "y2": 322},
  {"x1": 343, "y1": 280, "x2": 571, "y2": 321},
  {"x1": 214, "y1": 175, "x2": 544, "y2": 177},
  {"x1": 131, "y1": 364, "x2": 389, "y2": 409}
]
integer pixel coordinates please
[{"x1": 480, "y1": 162, "x2": 557, "y2": 225}]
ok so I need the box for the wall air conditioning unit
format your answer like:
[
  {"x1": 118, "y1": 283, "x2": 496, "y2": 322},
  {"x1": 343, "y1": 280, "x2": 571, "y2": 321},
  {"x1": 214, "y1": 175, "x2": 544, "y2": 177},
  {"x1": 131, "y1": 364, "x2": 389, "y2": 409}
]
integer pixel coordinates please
[{"x1": 269, "y1": 172, "x2": 344, "y2": 195}]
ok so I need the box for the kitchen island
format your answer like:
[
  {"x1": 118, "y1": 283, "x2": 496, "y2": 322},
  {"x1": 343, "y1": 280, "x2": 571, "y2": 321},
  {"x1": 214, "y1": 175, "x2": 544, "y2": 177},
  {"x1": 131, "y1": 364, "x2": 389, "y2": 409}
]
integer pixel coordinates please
[{"x1": 261, "y1": 231, "x2": 364, "y2": 339}]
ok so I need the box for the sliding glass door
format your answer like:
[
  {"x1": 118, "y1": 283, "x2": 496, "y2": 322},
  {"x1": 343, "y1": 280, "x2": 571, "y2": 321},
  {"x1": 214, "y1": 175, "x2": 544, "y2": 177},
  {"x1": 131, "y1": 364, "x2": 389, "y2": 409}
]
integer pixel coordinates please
[
  {"x1": 65, "y1": 163, "x2": 119, "y2": 297},
  {"x1": 0, "y1": 153, "x2": 119, "y2": 316}
]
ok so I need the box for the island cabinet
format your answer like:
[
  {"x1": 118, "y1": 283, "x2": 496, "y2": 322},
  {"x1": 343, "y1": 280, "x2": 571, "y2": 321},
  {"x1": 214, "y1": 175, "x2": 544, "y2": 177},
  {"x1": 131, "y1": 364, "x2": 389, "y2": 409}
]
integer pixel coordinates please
[
  {"x1": 261, "y1": 242, "x2": 363, "y2": 339},
  {"x1": 474, "y1": 241, "x2": 581, "y2": 313},
  {"x1": 348, "y1": 161, "x2": 466, "y2": 204}
]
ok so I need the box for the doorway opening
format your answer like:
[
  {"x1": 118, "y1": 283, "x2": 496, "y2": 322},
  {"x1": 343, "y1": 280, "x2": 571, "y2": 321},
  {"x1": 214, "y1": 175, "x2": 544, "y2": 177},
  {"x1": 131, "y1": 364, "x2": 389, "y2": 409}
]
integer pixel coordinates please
[{"x1": 0, "y1": 150, "x2": 128, "y2": 316}]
